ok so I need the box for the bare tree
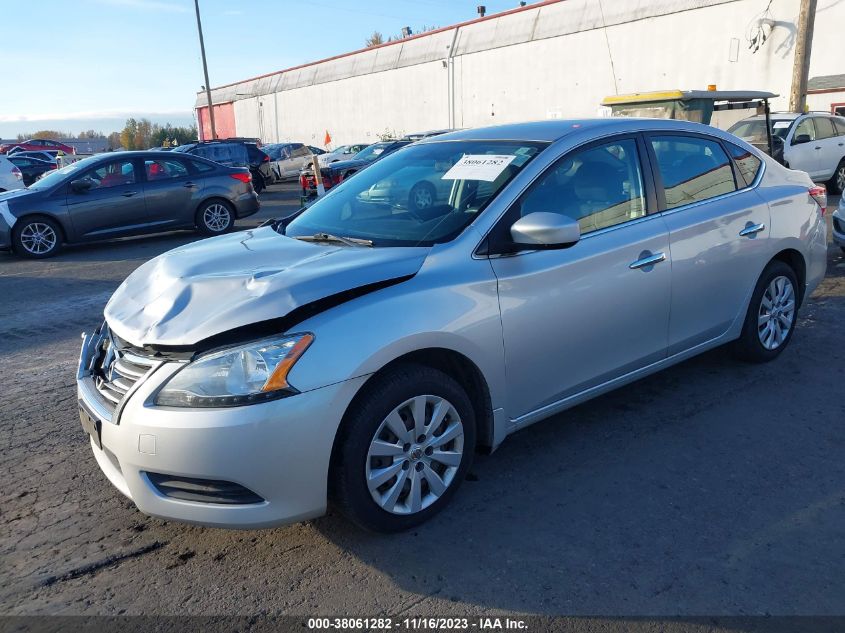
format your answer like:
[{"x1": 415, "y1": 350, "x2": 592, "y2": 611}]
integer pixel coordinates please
[{"x1": 365, "y1": 31, "x2": 384, "y2": 47}]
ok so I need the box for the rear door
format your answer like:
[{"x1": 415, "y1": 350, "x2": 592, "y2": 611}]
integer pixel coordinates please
[
  {"x1": 141, "y1": 156, "x2": 200, "y2": 229},
  {"x1": 291, "y1": 144, "x2": 312, "y2": 172},
  {"x1": 811, "y1": 116, "x2": 842, "y2": 180},
  {"x1": 647, "y1": 133, "x2": 771, "y2": 354},
  {"x1": 66, "y1": 158, "x2": 149, "y2": 240}
]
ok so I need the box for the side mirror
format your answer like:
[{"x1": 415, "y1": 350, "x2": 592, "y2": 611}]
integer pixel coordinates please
[
  {"x1": 70, "y1": 178, "x2": 93, "y2": 193},
  {"x1": 510, "y1": 212, "x2": 581, "y2": 248},
  {"x1": 792, "y1": 134, "x2": 812, "y2": 145}
]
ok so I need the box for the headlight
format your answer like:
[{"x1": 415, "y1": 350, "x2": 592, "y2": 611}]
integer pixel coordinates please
[{"x1": 154, "y1": 333, "x2": 313, "y2": 408}]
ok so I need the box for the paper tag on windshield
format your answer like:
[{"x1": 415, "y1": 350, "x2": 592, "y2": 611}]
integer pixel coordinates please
[
  {"x1": 441, "y1": 154, "x2": 516, "y2": 182},
  {"x1": 773, "y1": 121, "x2": 790, "y2": 129}
]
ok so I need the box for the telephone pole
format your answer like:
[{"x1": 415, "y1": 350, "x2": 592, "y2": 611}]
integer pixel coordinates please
[
  {"x1": 194, "y1": 0, "x2": 217, "y2": 140},
  {"x1": 788, "y1": 0, "x2": 817, "y2": 113}
]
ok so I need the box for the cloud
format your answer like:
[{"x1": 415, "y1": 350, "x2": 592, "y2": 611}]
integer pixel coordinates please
[
  {"x1": 0, "y1": 109, "x2": 193, "y2": 123},
  {"x1": 93, "y1": 0, "x2": 188, "y2": 13}
]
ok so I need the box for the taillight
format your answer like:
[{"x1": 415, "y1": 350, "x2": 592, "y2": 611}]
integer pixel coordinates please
[
  {"x1": 230, "y1": 172, "x2": 251, "y2": 183},
  {"x1": 299, "y1": 174, "x2": 307, "y2": 188},
  {"x1": 11, "y1": 167, "x2": 22, "y2": 180},
  {"x1": 263, "y1": 154, "x2": 269, "y2": 162},
  {"x1": 809, "y1": 185, "x2": 827, "y2": 215}
]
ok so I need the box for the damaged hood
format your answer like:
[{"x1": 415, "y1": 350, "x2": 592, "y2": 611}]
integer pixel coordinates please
[{"x1": 104, "y1": 226, "x2": 429, "y2": 347}]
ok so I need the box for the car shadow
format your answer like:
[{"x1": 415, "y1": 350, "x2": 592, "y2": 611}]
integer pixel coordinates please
[{"x1": 311, "y1": 286, "x2": 845, "y2": 614}]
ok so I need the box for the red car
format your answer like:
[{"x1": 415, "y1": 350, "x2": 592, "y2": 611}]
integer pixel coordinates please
[{"x1": 0, "y1": 138, "x2": 76, "y2": 155}]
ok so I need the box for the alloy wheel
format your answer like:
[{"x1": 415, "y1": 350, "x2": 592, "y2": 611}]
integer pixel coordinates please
[
  {"x1": 412, "y1": 185, "x2": 434, "y2": 210},
  {"x1": 20, "y1": 222, "x2": 57, "y2": 255},
  {"x1": 836, "y1": 165, "x2": 845, "y2": 192},
  {"x1": 757, "y1": 275, "x2": 796, "y2": 350},
  {"x1": 203, "y1": 203, "x2": 231, "y2": 232},
  {"x1": 365, "y1": 395, "x2": 464, "y2": 515}
]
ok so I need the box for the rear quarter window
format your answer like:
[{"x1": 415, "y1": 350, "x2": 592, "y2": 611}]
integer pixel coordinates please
[{"x1": 726, "y1": 142, "x2": 763, "y2": 187}]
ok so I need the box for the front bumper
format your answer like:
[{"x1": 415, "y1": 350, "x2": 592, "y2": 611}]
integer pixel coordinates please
[
  {"x1": 77, "y1": 331, "x2": 367, "y2": 529},
  {"x1": 833, "y1": 206, "x2": 845, "y2": 248}
]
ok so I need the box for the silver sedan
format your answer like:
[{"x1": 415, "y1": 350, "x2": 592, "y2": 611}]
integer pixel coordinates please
[{"x1": 77, "y1": 119, "x2": 827, "y2": 532}]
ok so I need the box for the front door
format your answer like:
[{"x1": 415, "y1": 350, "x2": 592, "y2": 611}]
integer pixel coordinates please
[
  {"x1": 786, "y1": 118, "x2": 821, "y2": 178},
  {"x1": 66, "y1": 158, "x2": 148, "y2": 240},
  {"x1": 488, "y1": 136, "x2": 671, "y2": 420}
]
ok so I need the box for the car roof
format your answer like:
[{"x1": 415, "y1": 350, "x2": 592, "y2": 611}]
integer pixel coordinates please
[{"x1": 421, "y1": 118, "x2": 737, "y2": 143}]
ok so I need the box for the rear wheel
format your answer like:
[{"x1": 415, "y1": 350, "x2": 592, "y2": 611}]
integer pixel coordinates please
[
  {"x1": 409, "y1": 181, "x2": 436, "y2": 211},
  {"x1": 195, "y1": 199, "x2": 234, "y2": 236},
  {"x1": 13, "y1": 217, "x2": 62, "y2": 258},
  {"x1": 252, "y1": 172, "x2": 265, "y2": 194},
  {"x1": 732, "y1": 260, "x2": 799, "y2": 362},
  {"x1": 331, "y1": 364, "x2": 476, "y2": 532},
  {"x1": 828, "y1": 159, "x2": 845, "y2": 195}
]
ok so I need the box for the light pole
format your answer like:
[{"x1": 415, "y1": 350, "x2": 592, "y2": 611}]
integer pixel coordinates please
[{"x1": 194, "y1": 0, "x2": 216, "y2": 139}]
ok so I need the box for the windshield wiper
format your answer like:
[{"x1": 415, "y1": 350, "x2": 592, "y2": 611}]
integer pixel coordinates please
[{"x1": 294, "y1": 232, "x2": 374, "y2": 247}]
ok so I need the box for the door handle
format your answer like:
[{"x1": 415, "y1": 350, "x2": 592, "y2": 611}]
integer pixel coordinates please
[
  {"x1": 629, "y1": 251, "x2": 666, "y2": 270},
  {"x1": 183, "y1": 182, "x2": 197, "y2": 188},
  {"x1": 814, "y1": 146, "x2": 821, "y2": 150},
  {"x1": 122, "y1": 191, "x2": 138, "y2": 197},
  {"x1": 739, "y1": 222, "x2": 766, "y2": 237}
]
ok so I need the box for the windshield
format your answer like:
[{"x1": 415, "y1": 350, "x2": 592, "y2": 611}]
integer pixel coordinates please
[
  {"x1": 352, "y1": 142, "x2": 394, "y2": 162},
  {"x1": 27, "y1": 155, "x2": 101, "y2": 190},
  {"x1": 285, "y1": 140, "x2": 545, "y2": 247},
  {"x1": 728, "y1": 119, "x2": 793, "y2": 142}
]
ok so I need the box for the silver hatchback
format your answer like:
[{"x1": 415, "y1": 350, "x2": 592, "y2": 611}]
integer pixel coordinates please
[{"x1": 77, "y1": 119, "x2": 827, "y2": 532}]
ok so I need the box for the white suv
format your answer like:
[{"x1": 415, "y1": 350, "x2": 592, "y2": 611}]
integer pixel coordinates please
[
  {"x1": 729, "y1": 112, "x2": 845, "y2": 193},
  {"x1": 0, "y1": 155, "x2": 24, "y2": 192}
]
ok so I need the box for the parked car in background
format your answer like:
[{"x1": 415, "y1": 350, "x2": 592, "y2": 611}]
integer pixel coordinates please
[
  {"x1": 300, "y1": 139, "x2": 413, "y2": 195},
  {"x1": 9, "y1": 150, "x2": 58, "y2": 163},
  {"x1": 308, "y1": 146, "x2": 326, "y2": 156},
  {"x1": 76, "y1": 119, "x2": 826, "y2": 533},
  {"x1": 173, "y1": 140, "x2": 273, "y2": 193},
  {"x1": 0, "y1": 151, "x2": 259, "y2": 258},
  {"x1": 1, "y1": 138, "x2": 76, "y2": 155},
  {"x1": 832, "y1": 196, "x2": 845, "y2": 254},
  {"x1": 0, "y1": 155, "x2": 24, "y2": 192},
  {"x1": 8, "y1": 156, "x2": 56, "y2": 186},
  {"x1": 266, "y1": 142, "x2": 313, "y2": 180},
  {"x1": 404, "y1": 129, "x2": 455, "y2": 141},
  {"x1": 318, "y1": 144, "x2": 369, "y2": 166},
  {"x1": 728, "y1": 112, "x2": 845, "y2": 193}
]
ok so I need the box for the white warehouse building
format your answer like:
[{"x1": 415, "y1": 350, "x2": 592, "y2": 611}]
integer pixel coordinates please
[{"x1": 194, "y1": 0, "x2": 844, "y2": 146}]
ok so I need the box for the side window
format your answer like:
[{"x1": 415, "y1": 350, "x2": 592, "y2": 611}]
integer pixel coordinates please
[
  {"x1": 84, "y1": 160, "x2": 136, "y2": 189},
  {"x1": 650, "y1": 136, "x2": 736, "y2": 209},
  {"x1": 144, "y1": 159, "x2": 189, "y2": 180},
  {"x1": 190, "y1": 159, "x2": 215, "y2": 173},
  {"x1": 517, "y1": 138, "x2": 647, "y2": 234},
  {"x1": 793, "y1": 118, "x2": 816, "y2": 142},
  {"x1": 813, "y1": 117, "x2": 836, "y2": 139},
  {"x1": 725, "y1": 142, "x2": 762, "y2": 188},
  {"x1": 834, "y1": 117, "x2": 845, "y2": 136},
  {"x1": 293, "y1": 146, "x2": 310, "y2": 158}
]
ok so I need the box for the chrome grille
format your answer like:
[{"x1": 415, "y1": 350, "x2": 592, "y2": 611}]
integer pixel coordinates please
[{"x1": 92, "y1": 330, "x2": 157, "y2": 412}]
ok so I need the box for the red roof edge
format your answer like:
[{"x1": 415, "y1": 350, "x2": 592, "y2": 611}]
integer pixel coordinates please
[{"x1": 199, "y1": 0, "x2": 565, "y2": 96}]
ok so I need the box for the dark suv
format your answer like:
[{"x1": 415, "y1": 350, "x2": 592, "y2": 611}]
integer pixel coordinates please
[{"x1": 174, "y1": 140, "x2": 273, "y2": 193}]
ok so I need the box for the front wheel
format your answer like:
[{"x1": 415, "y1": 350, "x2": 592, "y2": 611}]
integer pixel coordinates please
[
  {"x1": 13, "y1": 217, "x2": 62, "y2": 258},
  {"x1": 732, "y1": 260, "x2": 799, "y2": 362},
  {"x1": 331, "y1": 364, "x2": 476, "y2": 532},
  {"x1": 196, "y1": 200, "x2": 234, "y2": 236}
]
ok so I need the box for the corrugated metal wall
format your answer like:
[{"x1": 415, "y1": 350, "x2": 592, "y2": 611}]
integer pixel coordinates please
[{"x1": 195, "y1": 0, "x2": 843, "y2": 145}]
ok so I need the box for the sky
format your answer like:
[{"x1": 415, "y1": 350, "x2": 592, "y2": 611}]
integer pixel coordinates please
[{"x1": 0, "y1": 0, "x2": 530, "y2": 138}]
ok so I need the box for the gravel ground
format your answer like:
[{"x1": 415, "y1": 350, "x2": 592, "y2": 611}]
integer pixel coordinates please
[{"x1": 1, "y1": 186, "x2": 843, "y2": 619}]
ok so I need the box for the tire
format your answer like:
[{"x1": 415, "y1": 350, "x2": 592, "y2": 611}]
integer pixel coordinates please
[
  {"x1": 828, "y1": 159, "x2": 845, "y2": 195},
  {"x1": 732, "y1": 260, "x2": 799, "y2": 363},
  {"x1": 408, "y1": 181, "x2": 436, "y2": 211},
  {"x1": 252, "y1": 172, "x2": 265, "y2": 194},
  {"x1": 195, "y1": 199, "x2": 235, "y2": 236},
  {"x1": 331, "y1": 363, "x2": 476, "y2": 533},
  {"x1": 12, "y1": 216, "x2": 62, "y2": 258}
]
